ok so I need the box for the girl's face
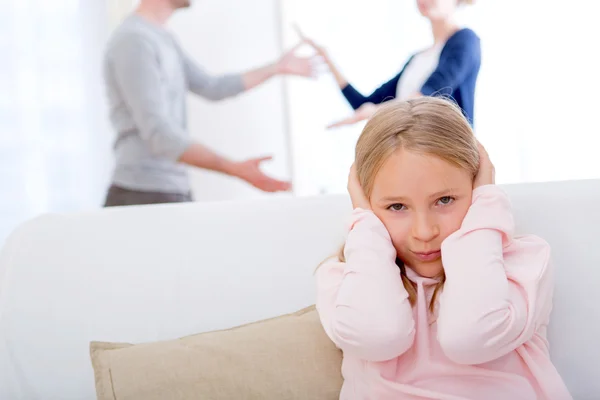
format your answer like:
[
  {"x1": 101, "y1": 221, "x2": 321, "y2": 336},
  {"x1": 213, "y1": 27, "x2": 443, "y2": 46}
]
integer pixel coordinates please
[
  {"x1": 369, "y1": 148, "x2": 473, "y2": 277},
  {"x1": 416, "y1": 0, "x2": 459, "y2": 21}
]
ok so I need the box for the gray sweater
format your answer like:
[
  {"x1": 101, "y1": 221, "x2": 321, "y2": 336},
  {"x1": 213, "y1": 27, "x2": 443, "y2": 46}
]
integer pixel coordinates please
[{"x1": 103, "y1": 14, "x2": 245, "y2": 193}]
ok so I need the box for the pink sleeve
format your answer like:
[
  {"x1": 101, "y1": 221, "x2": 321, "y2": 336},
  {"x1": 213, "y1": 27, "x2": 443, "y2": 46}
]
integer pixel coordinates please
[
  {"x1": 437, "y1": 184, "x2": 554, "y2": 365},
  {"x1": 316, "y1": 208, "x2": 415, "y2": 362}
]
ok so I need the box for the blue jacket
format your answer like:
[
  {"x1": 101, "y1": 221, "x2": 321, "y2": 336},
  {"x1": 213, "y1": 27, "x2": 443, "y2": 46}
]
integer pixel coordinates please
[{"x1": 341, "y1": 28, "x2": 481, "y2": 125}]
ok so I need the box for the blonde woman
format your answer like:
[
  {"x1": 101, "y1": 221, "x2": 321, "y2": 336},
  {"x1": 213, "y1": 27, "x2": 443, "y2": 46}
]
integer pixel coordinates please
[
  {"x1": 303, "y1": 0, "x2": 481, "y2": 128},
  {"x1": 316, "y1": 98, "x2": 571, "y2": 399}
]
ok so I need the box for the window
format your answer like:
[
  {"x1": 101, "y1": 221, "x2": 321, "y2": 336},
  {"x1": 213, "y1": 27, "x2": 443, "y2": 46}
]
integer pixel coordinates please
[{"x1": 0, "y1": 0, "x2": 113, "y2": 244}]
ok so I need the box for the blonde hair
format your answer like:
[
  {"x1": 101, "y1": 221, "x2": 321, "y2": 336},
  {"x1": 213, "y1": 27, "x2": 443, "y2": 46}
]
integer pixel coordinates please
[{"x1": 337, "y1": 97, "x2": 479, "y2": 313}]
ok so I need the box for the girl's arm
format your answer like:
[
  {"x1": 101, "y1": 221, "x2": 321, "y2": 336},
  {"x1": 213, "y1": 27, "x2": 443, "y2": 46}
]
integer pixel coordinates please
[
  {"x1": 316, "y1": 208, "x2": 416, "y2": 362},
  {"x1": 437, "y1": 184, "x2": 554, "y2": 365}
]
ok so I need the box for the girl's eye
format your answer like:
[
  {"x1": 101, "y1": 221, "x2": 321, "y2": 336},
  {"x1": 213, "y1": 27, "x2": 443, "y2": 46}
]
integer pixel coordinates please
[
  {"x1": 437, "y1": 196, "x2": 455, "y2": 206},
  {"x1": 388, "y1": 203, "x2": 406, "y2": 211}
]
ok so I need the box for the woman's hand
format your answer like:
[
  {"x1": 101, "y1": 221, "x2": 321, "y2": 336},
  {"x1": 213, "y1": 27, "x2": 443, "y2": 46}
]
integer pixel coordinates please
[
  {"x1": 294, "y1": 24, "x2": 329, "y2": 60},
  {"x1": 295, "y1": 24, "x2": 348, "y2": 88},
  {"x1": 348, "y1": 163, "x2": 371, "y2": 210},
  {"x1": 473, "y1": 141, "x2": 495, "y2": 188},
  {"x1": 327, "y1": 103, "x2": 379, "y2": 129}
]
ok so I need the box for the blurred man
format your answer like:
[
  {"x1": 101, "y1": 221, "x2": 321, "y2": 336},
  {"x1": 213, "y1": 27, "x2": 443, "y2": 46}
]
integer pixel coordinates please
[{"x1": 103, "y1": 0, "x2": 315, "y2": 206}]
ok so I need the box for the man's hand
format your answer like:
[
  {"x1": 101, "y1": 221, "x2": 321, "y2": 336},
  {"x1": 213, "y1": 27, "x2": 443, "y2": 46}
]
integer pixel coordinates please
[
  {"x1": 276, "y1": 43, "x2": 318, "y2": 78},
  {"x1": 231, "y1": 156, "x2": 292, "y2": 193}
]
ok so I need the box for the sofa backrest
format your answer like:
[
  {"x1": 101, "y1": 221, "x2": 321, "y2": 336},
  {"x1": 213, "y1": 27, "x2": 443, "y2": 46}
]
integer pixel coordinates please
[{"x1": 1, "y1": 180, "x2": 598, "y2": 399}]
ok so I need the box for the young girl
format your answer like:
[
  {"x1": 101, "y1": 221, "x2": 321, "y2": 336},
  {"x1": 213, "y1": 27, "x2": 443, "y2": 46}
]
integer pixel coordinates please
[
  {"x1": 302, "y1": 0, "x2": 481, "y2": 128},
  {"x1": 316, "y1": 97, "x2": 572, "y2": 399}
]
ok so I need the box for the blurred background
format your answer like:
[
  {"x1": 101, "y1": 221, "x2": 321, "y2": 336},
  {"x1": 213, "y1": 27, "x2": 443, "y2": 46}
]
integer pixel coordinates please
[{"x1": 1, "y1": 0, "x2": 599, "y2": 245}]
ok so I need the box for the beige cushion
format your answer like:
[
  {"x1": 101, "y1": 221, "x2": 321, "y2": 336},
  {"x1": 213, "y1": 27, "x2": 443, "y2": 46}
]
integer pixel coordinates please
[{"x1": 89, "y1": 306, "x2": 343, "y2": 400}]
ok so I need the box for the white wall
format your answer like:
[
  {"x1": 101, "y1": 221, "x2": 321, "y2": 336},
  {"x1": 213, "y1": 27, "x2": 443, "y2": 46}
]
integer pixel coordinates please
[
  {"x1": 467, "y1": 0, "x2": 600, "y2": 184},
  {"x1": 169, "y1": 0, "x2": 294, "y2": 202}
]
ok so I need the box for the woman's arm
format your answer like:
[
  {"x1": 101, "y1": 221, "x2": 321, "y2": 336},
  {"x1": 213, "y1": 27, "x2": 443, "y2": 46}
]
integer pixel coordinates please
[
  {"x1": 321, "y1": 49, "x2": 348, "y2": 89},
  {"x1": 437, "y1": 184, "x2": 554, "y2": 365},
  {"x1": 316, "y1": 209, "x2": 416, "y2": 362},
  {"x1": 301, "y1": 33, "x2": 410, "y2": 110},
  {"x1": 340, "y1": 73, "x2": 403, "y2": 110},
  {"x1": 294, "y1": 27, "x2": 348, "y2": 89},
  {"x1": 324, "y1": 46, "x2": 409, "y2": 110}
]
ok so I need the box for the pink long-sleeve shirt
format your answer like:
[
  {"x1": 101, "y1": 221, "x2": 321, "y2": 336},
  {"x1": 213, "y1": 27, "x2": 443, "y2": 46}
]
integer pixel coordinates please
[{"x1": 316, "y1": 185, "x2": 572, "y2": 400}]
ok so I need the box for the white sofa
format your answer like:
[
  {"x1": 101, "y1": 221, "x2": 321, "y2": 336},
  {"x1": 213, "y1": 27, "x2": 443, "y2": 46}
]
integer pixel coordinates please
[{"x1": 0, "y1": 179, "x2": 599, "y2": 400}]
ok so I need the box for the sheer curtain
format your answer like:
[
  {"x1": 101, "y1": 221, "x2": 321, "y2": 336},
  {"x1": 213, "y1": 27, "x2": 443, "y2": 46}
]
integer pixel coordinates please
[{"x1": 0, "y1": 0, "x2": 114, "y2": 245}]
